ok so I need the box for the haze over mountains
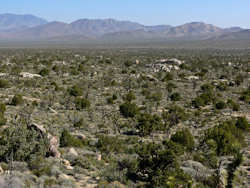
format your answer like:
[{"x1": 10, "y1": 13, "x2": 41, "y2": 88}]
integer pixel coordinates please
[{"x1": 0, "y1": 13, "x2": 249, "y2": 44}]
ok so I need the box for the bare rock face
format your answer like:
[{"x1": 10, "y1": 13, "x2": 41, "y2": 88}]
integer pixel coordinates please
[
  {"x1": 97, "y1": 154, "x2": 102, "y2": 161},
  {"x1": 181, "y1": 160, "x2": 213, "y2": 181},
  {"x1": 48, "y1": 133, "x2": 61, "y2": 158},
  {"x1": 29, "y1": 123, "x2": 61, "y2": 158},
  {"x1": 69, "y1": 147, "x2": 78, "y2": 157},
  {"x1": 0, "y1": 166, "x2": 3, "y2": 174}
]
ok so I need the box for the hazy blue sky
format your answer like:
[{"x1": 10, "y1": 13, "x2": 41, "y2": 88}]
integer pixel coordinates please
[{"x1": 1, "y1": 0, "x2": 249, "y2": 28}]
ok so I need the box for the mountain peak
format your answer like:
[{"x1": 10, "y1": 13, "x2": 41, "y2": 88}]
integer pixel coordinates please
[{"x1": 0, "y1": 13, "x2": 48, "y2": 31}]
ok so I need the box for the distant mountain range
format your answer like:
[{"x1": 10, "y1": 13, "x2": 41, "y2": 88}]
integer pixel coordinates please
[{"x1": 0, "y1": 13, "x2": 249, "y2": 44}]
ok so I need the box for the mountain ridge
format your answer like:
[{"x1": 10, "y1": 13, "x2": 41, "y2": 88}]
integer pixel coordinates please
[{"x1": 0, "y1": 13, "x2": 248, "y2": 43}]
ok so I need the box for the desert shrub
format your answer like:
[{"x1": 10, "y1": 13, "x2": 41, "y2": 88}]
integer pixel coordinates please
[
  {"x1": 162, "y1": 72, "x2": 174, "y2": 82},
  {"x1": 74, "y1": 97, "x2": 90, "y2": 110},
  {"x1": 29, "y1": 159, "x2": 48, "y2": 177},
  {"x1": 73, "y1": 118, "x2": 85, "y2": 128},
  {"x1": 215, "y1": 100, "x2": 227, "y2": 110},
  {"x1": 192, "y1": 96, "x2": 205, "y2": 108},
  {"x1": 135, "y1": 142, "x2": 191, "y2": 187},
  {"x1": 146, "y1": 91, "x2": 163, "y2": 102},
  {"x1": 216, "y1": 82, "x2": 228, "y2": 91},
  {"x1": 106, "y1": 97, "x2": 114, "y2": 104},
  {"x1": 235, "y1": 117, "x2": 249, "y2": 130},
  {"x1": 192, "y1": 91, "x2": 215, "y2": 108},
  {"x1": 204, "y1": 119, "x2": 246, "y2": 156},
  {"x1": 163, "y1": 105, "x2": 187, "y2": 126},
  {"x1": 124, "y1": 60, "x2": 133, "y2": 67},
  {"x1": 170, "y1": 92, "x2": 181, "y2": 101},
  {"x1": 0, "y1": 113, "x2": 6, "y2": 126},
  {"x1": 71, "y1": 156, "x2": 92, "y2": 169},
  {"x1": 60, "y1": 129, "x2": 83, "y2": 148},
  {"x1": 0, "y1": 103, "x2": 6, "y2": 113},
  {"x1": 0, "y1": 122, "x2": 50, "y2": 162},
  {"x1": 106, "y1": 94, "x2": 118, "y2": 105},
  {"x1": 0, "y1": 103, "x2": 6, "y2": 126},
  {"x1": 96, "y1": 135, "x2": 125, "y2": 155},
  {"x1": 136, "y1": 113, "x2": 163, "y2": 136},
  {"x1": 239, "y1": 87, "x2": 250, "y2": 104},
  {"x1": 119, "y1": 102, "x2": 139, "y2": 118},
  {"x1": 171, "y1": 128, "x2": 195, "y2": 151},
  {"x1": 123, "y1": 91, "x2": 136, "y2": 102},
  {"x1": 68, "y1": 85, "x2": 83, "y2": 96},
  {"x1": 44, "y1": 178, "x2": 58, "y2": 188},
  {"x1": 166, "y1": 82, "x2": 176, "y2": 93},
  {"x1": 163, "y1": 140, "x2": 185, "y2": 156},
  {"x1": 235, "y1": 74, "x2": 244, "y2": 86},
  {"x1": 201, "y1": 83, "x2": 214, "y2": 93},
  {"x1": 10, "y1": 94, "x2": 24, "y2": 106},
  {"x1": 0, "y1": 79, "x2": 9, "y2": 88},
  {"x1": 28, "y1": 156, "x2": 52, "y2": 177},
  {"x1": 227, "y1": 99, "x2": 240, "y2": 111},
  {"x1": 11, "y1": 66, "x2": 21, "y2": 75},
  {"x1": 39, "y1": 68, "x2": 50, "y2": 76}
]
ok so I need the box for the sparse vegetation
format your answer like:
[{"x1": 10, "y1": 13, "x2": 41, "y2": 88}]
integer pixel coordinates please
[{"x1": 0, "y1": 48, "x2": 249, "y2": 187}]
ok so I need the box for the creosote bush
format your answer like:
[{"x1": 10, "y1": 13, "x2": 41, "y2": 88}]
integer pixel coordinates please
[
  {"x1": 39, "y1": 68, "x2": 50, "y2": 76},
  {"x1": 75, "y1": 97, "x2": 91, "y2": 110},
  {"x1": 0, "y1": 79, "x2": 9, "y2": 88},
  {"x1": 0, "y1": 102, "x2": 6, "y2": 126},
  {"x1": 171, "y1": 128, "x2": 195, "y2": 151},
  {"x1": 119, "y1": 102, "x2": 139, "y2": 118},
  {"x1": 60, "y1": 129, "x2": 84, "y2": 148},
  {"x1": 11, "y1": 94, "x2": 24, "y2": 106},
  {"x1": 0, "y1": 121, "x2": 50, "y2": 162}
]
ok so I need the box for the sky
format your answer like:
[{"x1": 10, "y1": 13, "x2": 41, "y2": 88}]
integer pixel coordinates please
[{"x1": 0, "y1": 0, "x2": 250, "y2": 28}]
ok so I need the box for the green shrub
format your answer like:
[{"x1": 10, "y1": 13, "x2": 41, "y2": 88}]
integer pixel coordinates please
[
  {"x1": 201, "y1": 83, "x2": 214, "y2": 93},
  {"x1": 163, "y1": 105, "x2": 187, "y2": 126},
  {"x1": 106, "y1": 97, "x2": 114, "y2": 104},
  {"x1": 0, "y1": 79, "x2": 9, "y2": 88},
  {"x1": 124, "y1": 60, "x2": 133, "y2": 67},
  {"x1": 73, "y1": 118, "x2": 85, "y2": 128},
  {"x1": 136, "y1": 142, "x2": 191, "y2": 187},
  {"x1": 171, "y1": 128, "x2": 195, "y2": 151},
  {"x1": 239, "y1": 87, "x2": 250, "y2": 104},
  {"x1": 11, "y1": 94, "x2": 24, "y2": 106},
  {"x1": 136, "y1": 113, "x2": 163, "y2": 136},
  {"x1": 146, "y1": 91, "x2": 162, "y2": 102},
  {"x1": 39, "y1": 68, "x2": 50, "y2": 76},
  {"x1": 74, "y1": 97, "x2": 90, "y2": 110},
  {"x1": 170, "y1": 92, "x2": 181, "y2": 101},
  {"x1": 162, "y1": 72, "x2": 174, "y2": 82},
  {"x1": 215, "y1": 100, "x2": 227, "y2": 110},
  {"x1": 0, "y1": 103, "x2": 6, "y2": 126},
  {"x1": 119, "y1": 102, "x2": 139, "y2": 118},
  {"x1": 28, "y1": 156, "x2": 52, "y2": 177},
  {"x1": 192, "y1": 97, "x2": 205, "y2": 108},
  {"x1": 0, "y1": 122, "x2": 50, "y2": 162},
  {"x1": 60, "y1": 129, "x2": 83, "y2": 148},
  {"x1": 166, "y1": 82, "x2": 176, "y2": 93},
  {"x1": 124, "y1": 91, "x2": 136, "y2": 102},
  {"x1": 68, "y1": 85, "x2": 83, "y2": 96},
  {"x1": 204, "y1": 119, "x2": 245, "y2": 156},
  {"x1": 96, "y1": 135, "x2": 125, "y2": 155},
  {"x1": 236, "y1": 117, "x2": 249, "y2": 130},
  {"x1": 227, "y1": 99, "x2": 240, "y2": 111},
  {"x1": 0, "y1": 113, "x2": 6, "y2": 126}
]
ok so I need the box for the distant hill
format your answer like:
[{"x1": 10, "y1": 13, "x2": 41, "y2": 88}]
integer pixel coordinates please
[
  {"x1": 0, "y1": 13, "x2": 248, "y2": 46},
  {"x1": 212, "y1": 29, "x2": 250, "y2": 40},
  {"x1": 0, "y1": 13, "x2": 48, "y2": 31}
]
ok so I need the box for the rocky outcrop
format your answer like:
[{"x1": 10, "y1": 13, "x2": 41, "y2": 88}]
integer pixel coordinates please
[
  {"x1": 181, "y1": 160, "x2": 213, "y2": 181},
  {"x1": 20, "y1": 72, "x2": 42, "y2": 78},
  {"x1": 29, "y1": 123, "x2": 61, "y2": 158}
]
